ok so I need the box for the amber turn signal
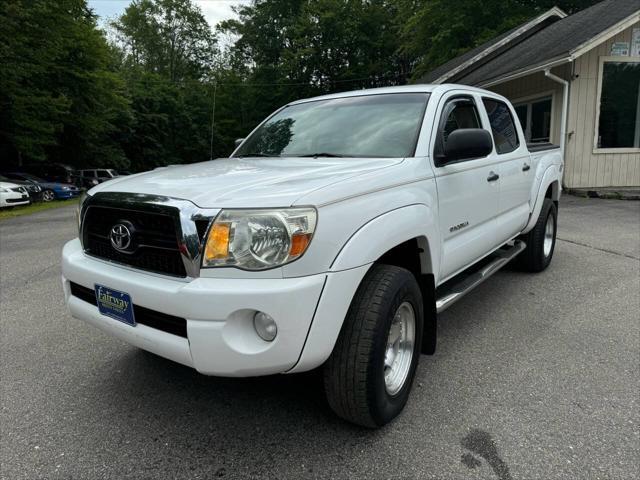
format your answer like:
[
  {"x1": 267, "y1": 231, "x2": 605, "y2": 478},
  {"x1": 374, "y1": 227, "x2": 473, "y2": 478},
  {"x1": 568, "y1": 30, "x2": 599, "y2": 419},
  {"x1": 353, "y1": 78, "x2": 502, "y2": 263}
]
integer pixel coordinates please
[
  {"x1": 204, "y1": 223, "x2": 230, "y2": 261},
  {"x1": 289, "y1": 233, "x2": 312, "y2": 257}
]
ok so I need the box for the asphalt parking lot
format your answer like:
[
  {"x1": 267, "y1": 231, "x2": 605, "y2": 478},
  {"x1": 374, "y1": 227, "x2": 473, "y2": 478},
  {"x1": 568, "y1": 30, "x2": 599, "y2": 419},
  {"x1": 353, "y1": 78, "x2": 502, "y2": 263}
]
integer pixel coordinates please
[{"x1": 1, "y1": 195, "x2": 638, "y2": 480}]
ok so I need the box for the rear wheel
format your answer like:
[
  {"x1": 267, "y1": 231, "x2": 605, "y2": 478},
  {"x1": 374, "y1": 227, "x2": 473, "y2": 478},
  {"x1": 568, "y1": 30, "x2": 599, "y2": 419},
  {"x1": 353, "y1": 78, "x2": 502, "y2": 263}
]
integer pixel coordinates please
[
  {"x1": 518, "y1": 198, "x2": 557, "y2": 272},
  {"x1": 323, "y1": 264, "x2": 424, "y2": 427},
  {"x1": 42, "y1": 189, "x2": 55, "y2": 202}
]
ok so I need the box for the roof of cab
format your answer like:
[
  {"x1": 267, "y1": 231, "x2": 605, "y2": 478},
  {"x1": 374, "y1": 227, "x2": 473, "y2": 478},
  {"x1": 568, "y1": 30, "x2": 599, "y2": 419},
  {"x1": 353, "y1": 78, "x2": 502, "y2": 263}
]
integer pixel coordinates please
[{"x1": 287, "y1": 83, "x2": 496, "y2": 106}]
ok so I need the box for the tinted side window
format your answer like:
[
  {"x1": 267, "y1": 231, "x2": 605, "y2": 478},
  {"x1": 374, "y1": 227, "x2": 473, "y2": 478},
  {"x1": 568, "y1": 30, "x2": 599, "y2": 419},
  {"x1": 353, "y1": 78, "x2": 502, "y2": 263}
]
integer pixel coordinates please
[
  {"x1": 483, "y1": 98, "x2": 520, "y2": 154},
  {"x1": 435, "y1": 97, "x2": 482, "y2": 160}
]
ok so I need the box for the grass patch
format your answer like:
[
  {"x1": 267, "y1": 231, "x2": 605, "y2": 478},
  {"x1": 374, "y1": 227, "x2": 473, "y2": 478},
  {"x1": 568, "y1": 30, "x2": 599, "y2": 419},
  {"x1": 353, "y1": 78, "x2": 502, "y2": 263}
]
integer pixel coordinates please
[{"x1": 0, "y1": 198, "x2": 79, "y2": 220}]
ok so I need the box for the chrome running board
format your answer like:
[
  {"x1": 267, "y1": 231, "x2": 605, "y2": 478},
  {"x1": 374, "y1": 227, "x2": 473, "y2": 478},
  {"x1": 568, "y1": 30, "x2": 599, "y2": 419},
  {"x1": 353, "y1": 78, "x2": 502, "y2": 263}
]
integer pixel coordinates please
[{"x1": 435, "y1": 240, "x2": 526, "y2": 314}]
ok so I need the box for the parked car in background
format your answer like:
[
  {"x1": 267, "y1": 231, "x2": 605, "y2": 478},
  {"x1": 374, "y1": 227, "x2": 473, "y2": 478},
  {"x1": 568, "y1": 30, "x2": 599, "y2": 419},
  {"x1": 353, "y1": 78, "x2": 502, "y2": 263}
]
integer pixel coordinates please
[
  {"x1": 0, "y1": 174, "x2": 42, "y2": 202},
  {"x1": 0, "y1": 181, "x2": 30, "y2": 208},
  {"x1": 78, "y1": 175, "x2": 100, "y2": 189},
  {"x1": 3, "y1": 172, "x2": 81, "y2": 202},
  {"x1": 21, "y1": 163, "x2": 77, "y2": 185},
  {"x1": 78, "y1": 169, "x2": 119, "y2": 184}
]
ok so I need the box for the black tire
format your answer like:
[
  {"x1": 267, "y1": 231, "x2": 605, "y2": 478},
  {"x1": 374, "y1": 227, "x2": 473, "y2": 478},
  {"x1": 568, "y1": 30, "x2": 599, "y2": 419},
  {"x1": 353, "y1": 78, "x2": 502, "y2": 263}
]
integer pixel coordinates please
[
  {"x1": 323, "y1": 264, "x2": 424, "y2": 428},
  {"x1": 518, "y1": 198, "x2": 557, "y2": 272}
]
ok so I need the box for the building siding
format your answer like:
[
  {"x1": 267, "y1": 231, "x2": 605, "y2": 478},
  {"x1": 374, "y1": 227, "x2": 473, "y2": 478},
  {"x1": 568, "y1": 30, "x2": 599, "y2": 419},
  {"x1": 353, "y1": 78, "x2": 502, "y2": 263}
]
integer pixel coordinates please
[
  {"x1": 565, "y1": 22, "x2": 639, "y2": 189},
  {"x1": 488, "y1": 22, "x2": 639, "y2": 189}
]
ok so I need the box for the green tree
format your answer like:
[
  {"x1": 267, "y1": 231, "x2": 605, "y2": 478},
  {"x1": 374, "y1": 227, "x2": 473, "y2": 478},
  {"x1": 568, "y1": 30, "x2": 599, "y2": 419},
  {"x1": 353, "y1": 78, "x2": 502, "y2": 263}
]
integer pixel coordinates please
[
  {"x1": 0, "y1": 0, "x2": 130, "y2": 167},
  {"x1": 111, "y1": 0, "x2": 217, "y2": 82},
  {"x1": 218, "y1": 0, "x2": 412, "y2": 133},
  {"x1": 110, "y1": 0, "x2": 228, "y2": 167}
]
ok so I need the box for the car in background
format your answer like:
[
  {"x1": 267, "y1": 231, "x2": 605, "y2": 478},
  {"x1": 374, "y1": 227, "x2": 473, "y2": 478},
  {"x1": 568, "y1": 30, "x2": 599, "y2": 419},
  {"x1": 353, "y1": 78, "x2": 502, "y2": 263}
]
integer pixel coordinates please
[
  {"x1": 77, "y1": 175, "x2": 100, "y2": 189},
  {"x1": 78, "y1": 169, "x2": 119, "y2": 184},
  {"x1": 21, "y1": 163, "x2": 77, "y2": 185},
  {"x1": 0, "y1": 175, "x2": 42, "y2": 202},
  {"x1": 0, "y1": 181, "x2": 30, "y2": 208},
  {"x1": 2, "y1": 172, "x2": 80, "y2": 202}
]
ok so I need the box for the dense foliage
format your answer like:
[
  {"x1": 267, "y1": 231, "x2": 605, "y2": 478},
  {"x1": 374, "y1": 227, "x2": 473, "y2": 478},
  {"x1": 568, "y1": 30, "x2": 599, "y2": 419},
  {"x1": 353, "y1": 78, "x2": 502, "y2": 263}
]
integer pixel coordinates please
[
  {"x1": 0, "y1": 0, "x2": 130, "y2": 167},
  {"x1": 0, "y1": 0, "x2": 599, "y2": 171}
]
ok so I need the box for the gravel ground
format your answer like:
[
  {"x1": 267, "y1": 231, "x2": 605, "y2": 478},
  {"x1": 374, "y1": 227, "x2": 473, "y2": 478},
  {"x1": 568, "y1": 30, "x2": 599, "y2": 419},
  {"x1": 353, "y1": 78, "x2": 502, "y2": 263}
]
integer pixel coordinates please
[{"x1": 1, "y1": 195, "x2": 638, "y2": 480}]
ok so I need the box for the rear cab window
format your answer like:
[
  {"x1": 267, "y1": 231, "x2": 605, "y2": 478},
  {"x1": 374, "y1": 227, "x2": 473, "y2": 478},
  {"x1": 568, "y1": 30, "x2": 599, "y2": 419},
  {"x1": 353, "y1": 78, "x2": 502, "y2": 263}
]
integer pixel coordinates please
[{"x1": 482, "y1": 98, "x2": 520, "y2": 154}]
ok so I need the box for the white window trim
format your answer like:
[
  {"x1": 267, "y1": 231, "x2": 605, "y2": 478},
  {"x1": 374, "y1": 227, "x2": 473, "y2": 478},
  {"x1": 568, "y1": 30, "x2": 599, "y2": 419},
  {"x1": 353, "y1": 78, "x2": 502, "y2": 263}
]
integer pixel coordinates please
[
  {"x1": 512, "y1": 91, "x2": 556, "y2": 144},
  {"x1": 593, "y1": 55, "x2": 640, "y2": 154}
]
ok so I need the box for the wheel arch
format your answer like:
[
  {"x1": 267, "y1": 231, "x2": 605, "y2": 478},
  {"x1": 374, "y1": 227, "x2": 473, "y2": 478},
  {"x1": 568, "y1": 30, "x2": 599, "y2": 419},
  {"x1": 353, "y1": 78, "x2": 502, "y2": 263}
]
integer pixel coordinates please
[
  {"x1": 330, "y1": 204, "x2": 439, "y2": 357},
  {"x1": 546, "y1": 179, "x2": 560, "y2": 207},
  {"x1": 329, "y1": 204, "x2": 439, "y2": 277},
  {"x1": 290, "y1": 206, "x2": 440, "y2": 373},
  {"x1": 523, "y1": 167, "x2": 561, "y2": 234}
]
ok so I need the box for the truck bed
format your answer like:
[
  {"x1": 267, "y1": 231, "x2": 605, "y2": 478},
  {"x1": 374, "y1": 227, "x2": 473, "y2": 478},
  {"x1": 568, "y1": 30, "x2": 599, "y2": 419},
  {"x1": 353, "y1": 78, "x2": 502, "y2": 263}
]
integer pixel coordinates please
[{"x1": 527, "y1": 142, "x2": 560, "y2": 152}]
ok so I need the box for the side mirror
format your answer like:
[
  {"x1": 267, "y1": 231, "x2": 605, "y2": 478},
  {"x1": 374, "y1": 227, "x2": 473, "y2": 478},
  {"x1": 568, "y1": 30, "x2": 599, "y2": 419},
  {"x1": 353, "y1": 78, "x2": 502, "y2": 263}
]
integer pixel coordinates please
[
  {"x1": 234, "y1": 138, "x2": 245, "y2": 148},
  {"x1": 442, "y1": 129, "x2": 493, "y2": 164}
]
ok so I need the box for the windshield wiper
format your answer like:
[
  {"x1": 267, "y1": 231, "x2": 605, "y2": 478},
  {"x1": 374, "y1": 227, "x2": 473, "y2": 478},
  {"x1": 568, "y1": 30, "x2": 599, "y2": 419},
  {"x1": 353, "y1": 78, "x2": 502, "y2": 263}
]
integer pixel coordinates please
[
  {"x1": 234, "y1": 153, "x2": 280, "y2": 158},
  {"x1": 297, "y1": 153, "x2": 345, "y2": 158}
]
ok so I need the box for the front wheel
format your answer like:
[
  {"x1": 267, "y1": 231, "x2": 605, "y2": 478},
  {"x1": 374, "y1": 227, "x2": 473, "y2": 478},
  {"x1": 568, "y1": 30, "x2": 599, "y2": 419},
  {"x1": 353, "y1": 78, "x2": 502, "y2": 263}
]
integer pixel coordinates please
[
  {"x1": 323, "y1": 264, "x2": 424, "y2": 427},
  {"x1": 518, "y1": 198, "x2": 557, "y2": 272},
  {"x1": 42, "y1": 189, "x2": 56, "y2": 202}
]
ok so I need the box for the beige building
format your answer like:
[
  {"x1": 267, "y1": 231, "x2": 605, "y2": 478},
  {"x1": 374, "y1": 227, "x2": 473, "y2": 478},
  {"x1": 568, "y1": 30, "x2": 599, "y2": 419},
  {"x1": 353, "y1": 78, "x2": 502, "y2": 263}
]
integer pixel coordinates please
[{"x1": 420, "y1": 0, "x2": 640, "y2": 191}]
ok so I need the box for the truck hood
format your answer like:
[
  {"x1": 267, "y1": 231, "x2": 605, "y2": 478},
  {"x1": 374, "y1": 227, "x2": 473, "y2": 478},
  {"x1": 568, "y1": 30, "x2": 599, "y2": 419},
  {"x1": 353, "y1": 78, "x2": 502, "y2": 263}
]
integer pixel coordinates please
[{"x1": 89, "y1": 157, "x2": 403, "y2": 208}]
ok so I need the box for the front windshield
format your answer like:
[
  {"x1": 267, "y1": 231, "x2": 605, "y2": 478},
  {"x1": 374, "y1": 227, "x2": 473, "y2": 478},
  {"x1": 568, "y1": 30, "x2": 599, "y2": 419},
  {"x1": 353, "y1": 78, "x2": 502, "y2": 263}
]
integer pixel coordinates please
[{"x1": 235, "y1": 93, "x2": 429, "y2": 158}]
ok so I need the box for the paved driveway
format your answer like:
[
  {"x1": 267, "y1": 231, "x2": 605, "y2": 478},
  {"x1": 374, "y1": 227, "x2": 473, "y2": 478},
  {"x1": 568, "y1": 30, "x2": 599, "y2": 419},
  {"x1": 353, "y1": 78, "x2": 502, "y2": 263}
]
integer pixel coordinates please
[{"x1": 1, "y1": 196, "x2": 638, "y2": 479}]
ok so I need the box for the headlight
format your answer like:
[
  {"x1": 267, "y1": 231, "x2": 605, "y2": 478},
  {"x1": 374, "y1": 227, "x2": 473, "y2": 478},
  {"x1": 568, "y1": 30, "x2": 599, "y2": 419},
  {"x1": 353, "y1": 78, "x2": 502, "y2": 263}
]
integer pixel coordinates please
[
  {"x1": 203, "y1": 208, "x2": 317, "y2": 270},
  {"x1": 61, "y1": 186, "x2": 70, "y2": 191}
]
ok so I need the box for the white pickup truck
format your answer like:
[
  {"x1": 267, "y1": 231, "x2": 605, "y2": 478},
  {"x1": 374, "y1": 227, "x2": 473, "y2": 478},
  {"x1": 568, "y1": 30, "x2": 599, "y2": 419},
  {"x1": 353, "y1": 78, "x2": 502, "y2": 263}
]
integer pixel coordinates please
[{"x1": 62, "y1": 84, "x2": 563, "y2": 427}]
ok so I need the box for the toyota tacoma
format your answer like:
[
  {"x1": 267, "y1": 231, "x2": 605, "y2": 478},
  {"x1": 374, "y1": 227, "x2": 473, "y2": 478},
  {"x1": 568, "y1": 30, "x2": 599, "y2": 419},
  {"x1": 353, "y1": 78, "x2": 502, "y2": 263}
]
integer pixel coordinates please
[{"x1": 62, "y1": 84, "x2": 563, "y2": 427}]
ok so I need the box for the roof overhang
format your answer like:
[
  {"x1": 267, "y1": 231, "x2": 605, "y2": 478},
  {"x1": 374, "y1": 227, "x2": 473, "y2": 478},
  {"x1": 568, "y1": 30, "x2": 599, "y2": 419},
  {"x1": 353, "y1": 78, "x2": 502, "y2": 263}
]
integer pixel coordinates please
[
  {"x1": 570, "y1": 9, "x2": 640, "y2": 59},
  {"x1": 433, "y1": 7, "x2": 567, "y2": 84},
  {"x1": 478, "y1": 9, "x2": 640, "y2": 88},
  {"x1": 478, "y1": 56, "x2": 571, "y2": 88}
]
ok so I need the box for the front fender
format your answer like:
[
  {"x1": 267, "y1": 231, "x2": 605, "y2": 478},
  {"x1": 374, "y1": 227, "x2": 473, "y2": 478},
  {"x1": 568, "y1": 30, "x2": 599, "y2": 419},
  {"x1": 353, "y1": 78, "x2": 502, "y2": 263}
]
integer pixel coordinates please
[
  {"x1": 289, "y1": 204, "x2": 440, "y2": 373},
  {"x1": 330, "y1": 203, "x2": 440, "y2": 277}
]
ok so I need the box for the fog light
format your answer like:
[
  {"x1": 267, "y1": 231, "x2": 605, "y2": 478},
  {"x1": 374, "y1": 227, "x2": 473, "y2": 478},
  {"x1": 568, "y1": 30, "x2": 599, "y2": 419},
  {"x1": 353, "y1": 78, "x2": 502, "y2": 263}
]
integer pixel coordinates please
[{"x1": 253, "y1": 311, "x2": 277, "y2": 342}]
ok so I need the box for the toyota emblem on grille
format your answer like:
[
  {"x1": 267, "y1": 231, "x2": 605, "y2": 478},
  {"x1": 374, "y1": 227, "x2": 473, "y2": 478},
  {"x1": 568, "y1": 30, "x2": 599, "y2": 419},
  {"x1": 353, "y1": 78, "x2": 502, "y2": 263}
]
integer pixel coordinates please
[{"x1": 109, "y1": 223, "x2": 132, "y2": 252}]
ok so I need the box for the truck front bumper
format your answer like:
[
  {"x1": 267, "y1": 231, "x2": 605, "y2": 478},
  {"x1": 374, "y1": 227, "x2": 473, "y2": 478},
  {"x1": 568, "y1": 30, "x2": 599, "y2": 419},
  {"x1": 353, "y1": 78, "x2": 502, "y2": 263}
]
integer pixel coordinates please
[{"x1": 62, "y1": 239, "x2": 369, "y2": 377}]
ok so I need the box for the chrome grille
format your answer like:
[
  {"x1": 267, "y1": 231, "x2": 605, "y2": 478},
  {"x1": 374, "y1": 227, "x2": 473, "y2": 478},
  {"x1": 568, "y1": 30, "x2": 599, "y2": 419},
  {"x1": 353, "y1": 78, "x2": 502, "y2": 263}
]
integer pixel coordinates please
[
  {"x1": 83, "y1": 205, "x2": 186, "y2": 277},
  {"x1": 80, "y1": 192, "x2": 218, "y2": 279}
]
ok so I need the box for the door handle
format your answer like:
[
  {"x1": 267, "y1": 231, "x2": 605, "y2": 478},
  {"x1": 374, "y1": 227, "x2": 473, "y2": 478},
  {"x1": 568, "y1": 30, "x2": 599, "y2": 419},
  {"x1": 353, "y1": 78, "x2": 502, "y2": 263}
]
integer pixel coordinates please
[
  {"x1": 487, "y1": 172, "x2": 500, "y2": 182},
  {"x1": 522, "y1": 163, "x2": 531, "y2": 172}
]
